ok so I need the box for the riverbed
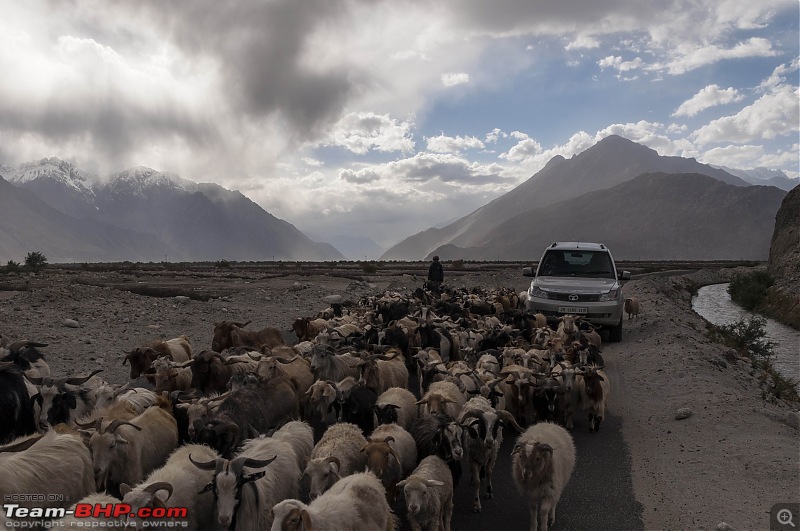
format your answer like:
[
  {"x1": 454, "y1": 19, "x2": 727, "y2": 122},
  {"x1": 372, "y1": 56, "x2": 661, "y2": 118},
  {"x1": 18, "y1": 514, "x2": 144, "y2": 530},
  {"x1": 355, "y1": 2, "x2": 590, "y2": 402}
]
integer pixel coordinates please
[{"x1": 692, "y1": 283, "x2": 800, "y2": 380}]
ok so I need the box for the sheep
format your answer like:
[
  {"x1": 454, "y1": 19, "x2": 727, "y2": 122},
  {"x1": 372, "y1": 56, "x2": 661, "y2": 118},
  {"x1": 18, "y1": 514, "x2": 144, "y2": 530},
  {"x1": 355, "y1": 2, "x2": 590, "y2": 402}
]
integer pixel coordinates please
[
  {"x1": 0, "y1": 431, "x2": 95, "y2": 522},
  {"x1": 417, "y1": 380, "x2": 466, "y2": 419},
  {"x1": 123, "y1": 335, "x2": 192, "y2": 380},
  {"x1": 152, "y1": 357, "x2": 193, "y2": 394},
  {"x1": 624, "y1": 296, "x2": 640, "y2": 319},
  {"x1": 0, "y1": 362, "x2": 36, "y2": 444},
  {"x1": 304, "y1": 422, "x2": 368, "y2": 499},
  {"x1": 191, "y1": 421, "x2": 314, "y2": 530},
  {"x1": 270, "y1": 472, "x2": 394, "y2": 531},
  {"x1": 397, "y1": 455, "x2": 454, "y2": 531},
  {"x1": 577, "y1": 367, "x2": 610, "y2": 432},
  {"x1": 374, "y1": 387, "x2": 418, "y2": 431},
  {"x1": 362, "y1": 423, "x2": 418, "y2": 502},
  {"x1": 308, "y1": 344, "x2": 362, "y2": 383},
  {"x1": 87, "y1": 397, "x2": 178, "y2": 497},
  {"x1": 120, "y1": 443, "x2": 220, "y2": 530},
  {"x1": 511, "y1": 422, "x2": 576, "y2": 531},
  {"x1": 458, "y1": 396, "x2": 524, "y2": 513},
  {"x1": 194, "y1": 375, "x2": 298, "y2": 457}
]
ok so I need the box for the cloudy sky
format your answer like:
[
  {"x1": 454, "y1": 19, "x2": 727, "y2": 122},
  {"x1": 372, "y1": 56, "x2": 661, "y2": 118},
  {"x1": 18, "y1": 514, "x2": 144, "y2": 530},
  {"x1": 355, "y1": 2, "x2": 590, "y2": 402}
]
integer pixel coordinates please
[{"x1": 1, "y1": 0, "x2": 798, "y2": 250}]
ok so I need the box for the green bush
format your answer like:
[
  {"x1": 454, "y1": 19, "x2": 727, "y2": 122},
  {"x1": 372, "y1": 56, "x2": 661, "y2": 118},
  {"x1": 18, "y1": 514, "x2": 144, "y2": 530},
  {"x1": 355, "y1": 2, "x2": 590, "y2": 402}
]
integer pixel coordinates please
[
  {"x1": 24, "y1": 251, "x2": 48, "y2": 272},
  {"x1": 728, "y1": 271, "x2": 774, "y2": 311},
  {"x1": 708, "y1": 315, "x2": 776, "y2": 360}
]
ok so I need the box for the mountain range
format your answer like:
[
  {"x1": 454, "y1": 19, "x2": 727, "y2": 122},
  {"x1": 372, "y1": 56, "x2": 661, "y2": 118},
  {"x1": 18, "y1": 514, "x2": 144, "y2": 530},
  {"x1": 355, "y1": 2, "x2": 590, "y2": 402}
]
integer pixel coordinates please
[
  {"x1": 381, "y1": 135, "x2": 793, "y2": 261},
  {"x1": 0, "y1": 159, "x2": 344, "y2": 263}
]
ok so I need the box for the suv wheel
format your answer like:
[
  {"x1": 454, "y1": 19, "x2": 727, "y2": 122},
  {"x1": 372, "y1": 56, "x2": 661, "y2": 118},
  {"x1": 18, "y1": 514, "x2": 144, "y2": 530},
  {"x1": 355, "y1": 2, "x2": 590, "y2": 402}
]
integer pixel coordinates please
[{"x1": 608, "y1": 317, "x2": 623, "y2": 343}]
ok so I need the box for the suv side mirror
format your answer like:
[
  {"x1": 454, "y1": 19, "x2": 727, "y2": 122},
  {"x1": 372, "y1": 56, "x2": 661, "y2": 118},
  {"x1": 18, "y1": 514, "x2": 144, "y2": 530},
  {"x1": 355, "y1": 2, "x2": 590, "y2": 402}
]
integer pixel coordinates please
[
  {"x1": 618, "y1": 270, "x2": 631, "y2": 281},
  {"x1": 522, "y1": 267, "x2": 535, "y2": 277}
]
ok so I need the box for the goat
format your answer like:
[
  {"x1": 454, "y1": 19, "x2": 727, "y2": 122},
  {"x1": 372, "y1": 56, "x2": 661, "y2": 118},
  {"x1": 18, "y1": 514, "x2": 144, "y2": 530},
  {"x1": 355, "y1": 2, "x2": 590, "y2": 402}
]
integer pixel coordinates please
[
  {"x1": 256, "y1": 354, "x2": 314, "y2": 406},
  {"x1": 458, "y1": 396, "x2": 524, "y2": 513},
  {"x1": 363, "y1": 423, "x2": 418, "y2": 502},
  {"x1": 0, "y1": 362, "x2": 36, "y2": 444},
  {"x1": 212, "y1": 320, "x2": 284, "y2": 352},
  {"x1": 28, "y1": 369, "x2": 103, "y2": 430},
  {"x1": 1, "y1": 340, "x2": 50, "y2": 379},
  {"x1": 191, "y1": 421, "x2": 313, "y2": 530},
  {"x1": 397, "y1": 455, "x2": 454, "y2": 531},
  {"x1": 270, "y1": 472, "x2": 394, "y2": 531},
  {"x1": 123, "y1": 335, "x2": 192, "y2": 380},
  {"x1": 512, "y1": 422, "x2": 576, "y2": 531},
  {"x1": 292, "y1": 317, "x2": 329, "y2": 342},
  {"x1": 194, "y1": 375, "x2": 298, "y2": 457},
  {"x1": 87, "y1": 397, "x2": 178, "y2": 497},
  {"x1": 152, "y1": 357, "x2": 192, "y2": 394},
  {"x1": 411, "y1": 411, "x2": 465, "y2": 487},
  {"x1": 577, "y1": 367, "x2": 610, "y2": 432},
  {"x1": 309, "y1": 345, "x2": 362, "y2": 383},
  {"x1": 190, "y1": 349, "x2": 258, "y2": 395},
  {"x1": 416, "y1": 323, "x2": 460, "y2": 362},
  {"x1": 120, "y1": 444, "x2": 220, "y2": 529},
  {"x1": 339, "y1": 383, "x2": 378, "y2": 434},
  {"x1": 358, "y1": 348, "x2": 408, "y2": 396},
  {"x1": 0, "y1": 432, "x2": 95, "y2": 523},
  {"x1": 304, "y1": 422, "x2": 367, "y2": 499}
]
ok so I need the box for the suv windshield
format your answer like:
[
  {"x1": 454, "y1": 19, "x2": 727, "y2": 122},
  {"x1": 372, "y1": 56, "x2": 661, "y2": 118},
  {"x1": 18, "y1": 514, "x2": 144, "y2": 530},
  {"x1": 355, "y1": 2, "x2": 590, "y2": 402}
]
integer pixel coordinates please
[{"x1": 537, "y1": 250, "x2": 615, "y2": 279}]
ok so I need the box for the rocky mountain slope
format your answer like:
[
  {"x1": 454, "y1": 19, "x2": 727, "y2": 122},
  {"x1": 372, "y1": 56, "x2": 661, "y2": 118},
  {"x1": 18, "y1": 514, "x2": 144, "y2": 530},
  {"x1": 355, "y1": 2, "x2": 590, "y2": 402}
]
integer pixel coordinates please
[
  {"x1": 425, "y1": 173, "x2": 786, "y2": 261},
  {"x1": 381, "y1": 135, "x2": 753, "y2": 260},
  {"x1": 0, "y1": 159, "x2": 344, "y2": 262}
]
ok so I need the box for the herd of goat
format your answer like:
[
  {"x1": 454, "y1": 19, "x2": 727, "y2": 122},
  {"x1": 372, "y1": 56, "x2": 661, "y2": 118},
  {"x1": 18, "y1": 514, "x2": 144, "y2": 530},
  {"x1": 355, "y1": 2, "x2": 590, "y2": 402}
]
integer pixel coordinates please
[{"x1": 0, "y1": 282, "x2": 616, "y2": 531}]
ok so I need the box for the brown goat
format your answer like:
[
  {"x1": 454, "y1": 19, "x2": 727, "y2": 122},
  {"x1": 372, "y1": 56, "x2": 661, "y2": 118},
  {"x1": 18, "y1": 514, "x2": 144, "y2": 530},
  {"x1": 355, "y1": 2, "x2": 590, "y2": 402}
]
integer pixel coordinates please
[
  {"x1": 211, "y1": 321, "x2": 284, "y2": 353},
  {"x1": 123, "y1": 336, "x2": 192, "y2": 380}
]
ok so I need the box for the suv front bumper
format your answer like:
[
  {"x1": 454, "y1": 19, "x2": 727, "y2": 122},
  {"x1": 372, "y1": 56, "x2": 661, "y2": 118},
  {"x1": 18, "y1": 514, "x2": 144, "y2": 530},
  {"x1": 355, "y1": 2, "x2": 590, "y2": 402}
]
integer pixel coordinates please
[{"x1": 525, "y1": 297, "x2": 623, "y2": 327}]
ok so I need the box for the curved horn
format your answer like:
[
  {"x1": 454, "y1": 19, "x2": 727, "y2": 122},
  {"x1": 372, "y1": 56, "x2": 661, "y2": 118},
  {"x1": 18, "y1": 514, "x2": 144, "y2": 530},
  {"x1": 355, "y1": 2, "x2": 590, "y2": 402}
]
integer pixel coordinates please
[
  {"x1": 63, "y1": 369, "x2": 103, "y2": 386},
  {"x1": 105, "y1": 419, "x2": 142, "y2": 434},
  {"x1": 74, "y1": 417, "x2": 104, "y2": 430},
  {"x1": 496, "y1": 410, "x2": 525, "y2": 433},
  {"x1": 241, "y1": 455, "x2": 277, "y2": 469},
  {"x1": 246, "y1": 352, "x2": 262, "y2": 361},
  {"x1": 144, "y1": 482, "x2": 174, "y2": 501},
  {"x1": 234, "y1": 320, "x2": 252, "y2": 328},
  {"x1": 325, "y1": 456, "x2": 341, "y2": 470},
  {"x1": 7, "y1": 340, "x2": 48, "y2": 354},
  {"x1": 0, "y1": 435, "x2": 44, "y2": 453},
  {"x1": 24, "y1": 374, "x2": 44, "y2": 386},
  {"x1": 275, "y1": 356, "x2": 300, "y2": 364},
  {"x1": 188, "y1": 454, "x2": 220, "y2": 470},
  {"x1": 457, "y1": 409, "x2": 485, "y2": 424},
  {"x1": 382, "y1": 436, "x2": 395, "y2": 444}
]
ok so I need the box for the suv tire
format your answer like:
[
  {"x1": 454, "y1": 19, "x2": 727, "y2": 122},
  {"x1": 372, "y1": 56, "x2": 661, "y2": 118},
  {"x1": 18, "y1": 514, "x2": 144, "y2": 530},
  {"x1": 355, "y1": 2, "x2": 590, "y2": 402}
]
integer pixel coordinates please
[{"x1": 608, "y1": 317, "x2": 623, "y2": 343}]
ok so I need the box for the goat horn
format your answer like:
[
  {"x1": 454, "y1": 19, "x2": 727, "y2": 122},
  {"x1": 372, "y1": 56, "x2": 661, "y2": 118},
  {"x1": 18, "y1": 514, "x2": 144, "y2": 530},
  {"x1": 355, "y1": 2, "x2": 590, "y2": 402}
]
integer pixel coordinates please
[
  {"x1": 382, "y1": 436, "x2": 395, "y2": 444},
  {"x1": 246, "y1": 352, "x2": 262, "y2": 361},
  {"x1": 324, "y1": 456, "x2": 341, "y2": 470},
  {"x1": 188, "y1": 454, "x2": 219, "y2": 470},
  {"x1": 457, "y1": 409, "x2": 484, "y2": 424},
  {"x1": 234, "y1": 320, "x2": 252, "y2": 328},
  {"x1": 24, "y1": 374, "x2": 44, "y2": 386},
  {"x1": 63, "y1": 369, "x2": 103, "y2": 386},
  {"x1": 240, "y1": 455, "x2": 277, "y2": 469},
  {"x1": 105, "y1": 420, "x2": 142, "y2": 434},
  {"x1": 497, "y1": 410, "x2": 525, "y2": 433},
  {"x1": 275, "y1": 356, "x2": 299, "y2": 364},
  {"x1": 144, "y1": 482, "x2": 174, "y2": 500},
  {"x1": 0, "y1": 435, "x2": 44, "y2": 453},
  {"x1": 74, "y1": 417, "x2": 103, "y2": 430}
]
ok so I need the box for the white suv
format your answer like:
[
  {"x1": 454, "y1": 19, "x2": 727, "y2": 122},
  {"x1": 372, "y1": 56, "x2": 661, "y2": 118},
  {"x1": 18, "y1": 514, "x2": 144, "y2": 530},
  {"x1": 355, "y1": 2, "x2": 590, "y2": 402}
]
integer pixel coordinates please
[{"x1": 523, "y1": 242, "x2": 631, "y2": 342}]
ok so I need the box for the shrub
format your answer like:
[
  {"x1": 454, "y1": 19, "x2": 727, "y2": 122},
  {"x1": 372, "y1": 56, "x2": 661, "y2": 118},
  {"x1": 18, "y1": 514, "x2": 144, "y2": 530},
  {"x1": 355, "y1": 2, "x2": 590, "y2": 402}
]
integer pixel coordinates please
[
  {"x1": 24, "y1": 251, "x2": 48, "y2": 272},
  {"x1": 361, "y1": 262, "x2": 378, "y2": 274},
  {"x1": 451, "y1": 259, "x2": 465, "y2": 270},
  {"x1": 707, "y1": 316, "x2": 776, "y2": 361},
  {"x1": 4, "y1": 260, "x2": 22, "y2": 274},
  {"x1": 728, "y1": 271, "x2": 774, "y2": 311},
  {"x1": 215, "y1": 259, "x2": 232, "y2": 269}
]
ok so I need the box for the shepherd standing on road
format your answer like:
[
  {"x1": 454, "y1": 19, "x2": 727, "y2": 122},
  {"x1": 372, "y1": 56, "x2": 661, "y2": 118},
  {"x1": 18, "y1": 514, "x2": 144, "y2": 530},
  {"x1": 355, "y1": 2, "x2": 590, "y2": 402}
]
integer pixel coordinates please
[{"x1": 427, "y1": 255, "x2": 444, "y2": 288}]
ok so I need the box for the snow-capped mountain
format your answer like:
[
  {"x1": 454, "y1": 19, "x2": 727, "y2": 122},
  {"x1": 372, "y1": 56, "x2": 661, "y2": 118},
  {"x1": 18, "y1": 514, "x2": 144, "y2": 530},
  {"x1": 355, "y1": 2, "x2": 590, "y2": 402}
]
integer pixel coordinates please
[
  {"x1": 714, "y1": 165, "x2": 799, "y2": 192},
  {"x1": 0, "y1": 158, "x2": 344, "y2": 262}
]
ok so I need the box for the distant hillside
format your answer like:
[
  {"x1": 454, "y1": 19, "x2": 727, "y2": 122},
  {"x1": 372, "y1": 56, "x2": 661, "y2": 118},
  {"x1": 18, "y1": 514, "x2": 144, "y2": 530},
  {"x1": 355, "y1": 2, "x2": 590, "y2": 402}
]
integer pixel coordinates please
[
  {"x1": 768, "y1": 184, "x2": 800, "y2": 288},
  {"x1": 716, "y1": 165, "x2": 799, "y2": 192},
  {"x1": 426, "y1": 173, "x2": 786, "y2": 261},
  {"x1": 382, "y1": 135, "x2": 752, "y2": 260},
  {"x1": 0, "y1": 175, "x2": 173, "y2": 263},
  {"x1": 1, "y1": 160, "x2": 344, "y2": 262}
]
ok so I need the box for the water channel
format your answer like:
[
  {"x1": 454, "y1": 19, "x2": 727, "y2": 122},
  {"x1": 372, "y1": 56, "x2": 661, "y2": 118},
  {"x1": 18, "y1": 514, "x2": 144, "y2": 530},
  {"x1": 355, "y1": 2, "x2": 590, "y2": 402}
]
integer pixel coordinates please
[{"x1": 692, "y1": 283, "x2": 800, "y2": 381}]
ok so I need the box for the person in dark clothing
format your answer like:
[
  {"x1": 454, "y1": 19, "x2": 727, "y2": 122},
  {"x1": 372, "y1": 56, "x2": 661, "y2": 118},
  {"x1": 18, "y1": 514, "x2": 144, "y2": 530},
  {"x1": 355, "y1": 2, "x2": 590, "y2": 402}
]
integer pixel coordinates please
[{"x1": 427, "y1": 255, "x2": 444, "y2": 287}]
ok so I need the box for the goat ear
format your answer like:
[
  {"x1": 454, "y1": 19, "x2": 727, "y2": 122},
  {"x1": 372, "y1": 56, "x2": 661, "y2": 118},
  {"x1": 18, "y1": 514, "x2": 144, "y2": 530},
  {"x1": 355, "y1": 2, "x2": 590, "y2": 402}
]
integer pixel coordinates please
[
  {"x1": 245, "y1": 471, "x2": 266, "y2": 483},
  {"x1": 301, "y1": 509, "x2": 313, "y2": 531},
  {"x1": 116, "y1": 435, "x2": 129, "y2": 445},
  {"x1": 119, "y1": 483, "x2": 132, "y2": 497},
  {"x1": 198, "y1": 482, "x2": 213, "y2": 494},
  {"x1": 395, "y1": 480, "x2": 407, "y2": 488}
]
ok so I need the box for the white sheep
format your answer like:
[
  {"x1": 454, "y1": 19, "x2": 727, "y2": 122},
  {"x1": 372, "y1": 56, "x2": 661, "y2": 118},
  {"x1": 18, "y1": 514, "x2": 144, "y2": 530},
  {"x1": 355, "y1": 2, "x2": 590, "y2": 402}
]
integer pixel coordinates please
[
  {"x1": 397, "y1": 455, "x2": 454, "y2": 531},
  {"x1": 624, "y1": 297, "x2": 640, "y2": 319},
  {"x1": 512, "y1": 422, "x2": 576, "y2": 531},
  {"x1": 120, "y1": 443, "x2": 220, "y2": 530},
  {"x1": 417, "y1": 380, "x2": 466, "y2": 419},
  {"x1": 270, "y1": 472, "x2": 395, "y2": 531},
  {"x1": 374, "y1": 387, "x2": 418, "y2": 431},
  {"x1": 304, "y1": 422, "x2": 367, "y2": 499}
]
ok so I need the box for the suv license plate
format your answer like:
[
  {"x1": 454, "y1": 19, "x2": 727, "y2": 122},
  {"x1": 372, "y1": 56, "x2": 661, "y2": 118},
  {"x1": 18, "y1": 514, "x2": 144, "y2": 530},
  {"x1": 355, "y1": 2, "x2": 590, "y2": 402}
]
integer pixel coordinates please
[{"x1": 558, "y1": 306, "x2": 588, "y2": 314}]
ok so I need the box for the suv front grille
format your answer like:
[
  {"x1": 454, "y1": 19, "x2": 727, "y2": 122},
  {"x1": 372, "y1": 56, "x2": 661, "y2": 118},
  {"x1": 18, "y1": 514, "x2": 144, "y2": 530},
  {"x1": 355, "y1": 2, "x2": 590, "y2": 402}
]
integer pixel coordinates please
[{"x1": 546, "y1": 292, "x2": 601, "y2": 302}]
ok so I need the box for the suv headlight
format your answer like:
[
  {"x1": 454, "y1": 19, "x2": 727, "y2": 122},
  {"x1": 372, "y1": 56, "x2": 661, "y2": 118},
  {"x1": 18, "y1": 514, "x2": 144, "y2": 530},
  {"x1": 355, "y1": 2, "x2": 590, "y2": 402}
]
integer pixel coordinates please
[
  {"x1": 599, "y1": 289, "x2": 618, "y2": 302},
  {"x1": 530, "y1": 286, "x2": 548, "y2": 299}
]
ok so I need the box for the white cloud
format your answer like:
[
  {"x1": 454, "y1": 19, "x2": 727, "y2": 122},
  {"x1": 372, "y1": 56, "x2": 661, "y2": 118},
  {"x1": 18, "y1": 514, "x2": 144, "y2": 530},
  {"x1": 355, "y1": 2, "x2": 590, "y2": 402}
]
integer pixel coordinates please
[
  {"x1": 302, "y1": 157, "x2": 324, "y2": 167},
  {"x1": 485, "y1": 128, "x2": 508, "y2": 144},
  {"x1": 500, "y1": 132, "x2": 542, "y2": 162},
  {"x1": 339, "y1": 168, "x2": 381, "y2": 184},
  {"x1": 672, "y1": 85, "x2": 744, "y2": 117},
  {"x1": 663, "y1": 37, "x2": 778, "y2": 75},
  {"x1": 758, "y1": 57, "x2": 800, "y2": 91},
  {"x1": 598, "y1": 55, "x2": 644, "y2": 72},
  {"x1": 441, "y1": 72, "x2": 470, "y2": 87},
  {"x1": 426, "y1": 134, "x2": 485, "y2": 154},
  {"x1": 693, "y1": 86, "x2": 800, "y2": 145},
  {"x1": 566, "y1": 35, "x2": 600, "y2": 50},
  {"x1": 319, "y1": 112, "x2": 415, "y2": 155}
]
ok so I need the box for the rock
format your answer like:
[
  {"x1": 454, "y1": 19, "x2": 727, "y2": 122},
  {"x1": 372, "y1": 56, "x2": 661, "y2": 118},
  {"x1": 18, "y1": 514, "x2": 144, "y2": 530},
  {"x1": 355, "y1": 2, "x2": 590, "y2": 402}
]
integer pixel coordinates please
[
  {"x1": 63, "y1": 319, "x2": 80, "y2": 328},
  {"x1": 716, "y1": 522, "x2": 733, "y2": 531},
  {"x1": 723, "y1": 349, "x2": 738, "y2": 363},
  {"x1": 675, "y1": 408, "x2": 693, "y2": 420},
  {"x1": 174, "y1": 296, "x2": 191, "y2": 305},
  {"x1": 323, "y1": 294, "x2": 343, "y2": 304},
  {"x1": 786, "y1": 411, "x2": 800, "y2": 431}
]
